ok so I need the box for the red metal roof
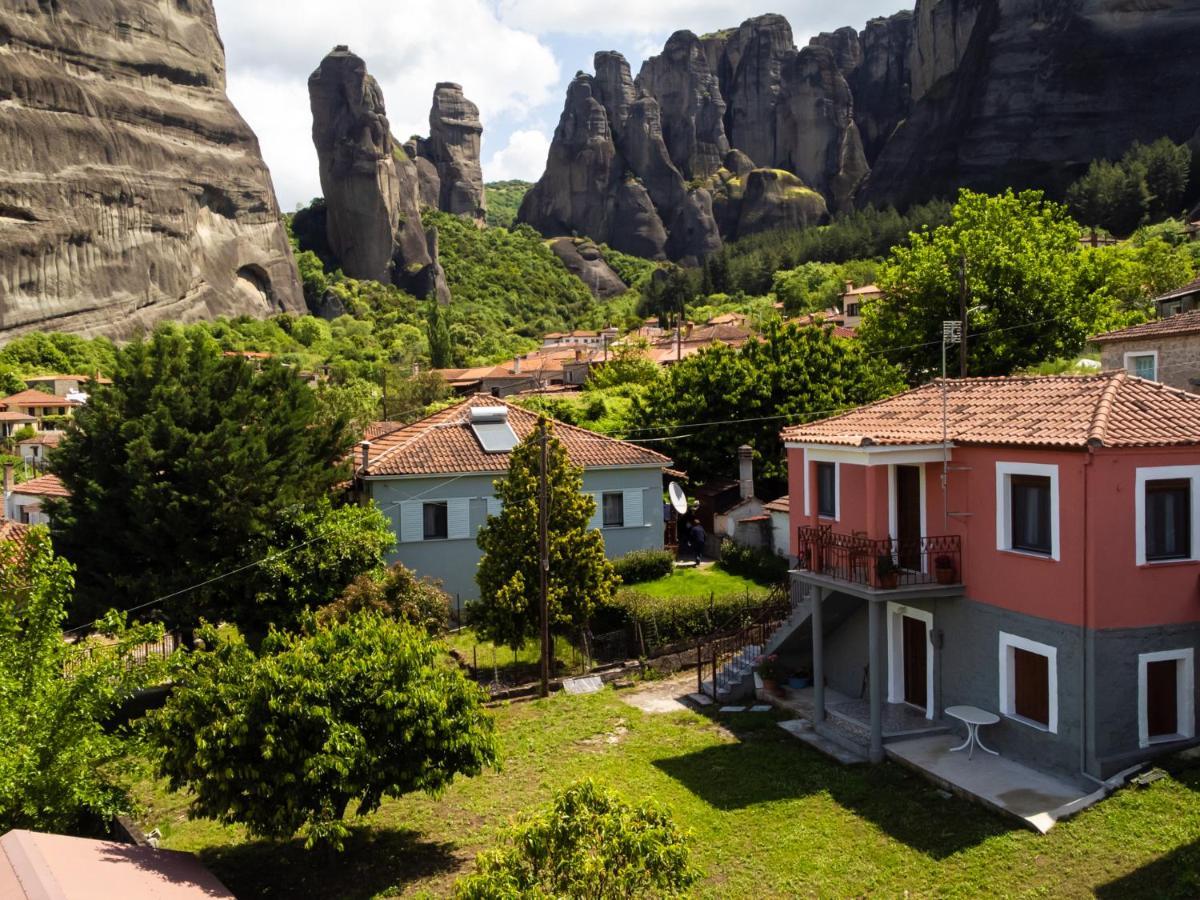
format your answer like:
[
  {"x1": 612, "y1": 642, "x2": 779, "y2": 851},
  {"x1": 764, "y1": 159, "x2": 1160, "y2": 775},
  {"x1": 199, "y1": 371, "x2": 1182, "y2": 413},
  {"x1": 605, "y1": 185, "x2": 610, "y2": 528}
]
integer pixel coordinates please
[
  {"x1": 361, "y1": 394, "x2": 670, "y2": 477},
  {"x1": 783, "y1": 371, "x2": 1200, "y2": 450}
]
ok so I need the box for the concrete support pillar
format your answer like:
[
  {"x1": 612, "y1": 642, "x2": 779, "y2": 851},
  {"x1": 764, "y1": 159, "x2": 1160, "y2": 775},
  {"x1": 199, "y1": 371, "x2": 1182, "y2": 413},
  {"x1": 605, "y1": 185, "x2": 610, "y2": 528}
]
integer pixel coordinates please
[
  {"x1": 868, "y1": 598, "x2": 885, "y2": 763},
  {"x1": 811, "y1": 587, "x2": 825, "y2": 723}
]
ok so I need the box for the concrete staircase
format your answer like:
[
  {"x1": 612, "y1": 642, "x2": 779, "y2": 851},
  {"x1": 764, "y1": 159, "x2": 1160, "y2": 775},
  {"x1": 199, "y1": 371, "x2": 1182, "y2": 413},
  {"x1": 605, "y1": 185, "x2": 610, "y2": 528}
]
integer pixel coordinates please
[{"x1": 699, "y1": 643, "x2": 763, "y2": 703}]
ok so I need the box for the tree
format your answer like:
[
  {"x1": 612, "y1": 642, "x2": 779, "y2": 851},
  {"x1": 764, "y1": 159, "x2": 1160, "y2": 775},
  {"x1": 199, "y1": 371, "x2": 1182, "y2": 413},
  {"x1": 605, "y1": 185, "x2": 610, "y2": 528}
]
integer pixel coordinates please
[
  {"x1": 0, "y1": 529, "x2": 165, "y2": 834},
  {"x1": 1128, "y1": 138, "x2": 1192, "y2": 221},
  {"x1": 318, "y1": 561, "x2": 451, "y2": 634},
  {"x1": 149, "y1": 613, "x2": 496, "y2": 849},
  {"x1": 454, "y1": 780, "x2": 699, "y2": 899},
  {"x1": 638, "y1": 265, "x2": 698, "y2": 323},
  {"x1": 426, "y1": 301, "x2": 453, "y2": 369},
  {"x1": 632, "y1": 322, "x2": 904, "y2": 491},
  {"x1": 46, "y1": 325, "x2": 373, "y2": 636},
  {"x1": 858, "y1": 189, "x2": 1105, "y2": 382},
  {"x1": 475, "y1": 423, "x2": 618, "y2": 650},
  {"x1": 586, "y1": 338, "x2": 662, "y2": 390}
]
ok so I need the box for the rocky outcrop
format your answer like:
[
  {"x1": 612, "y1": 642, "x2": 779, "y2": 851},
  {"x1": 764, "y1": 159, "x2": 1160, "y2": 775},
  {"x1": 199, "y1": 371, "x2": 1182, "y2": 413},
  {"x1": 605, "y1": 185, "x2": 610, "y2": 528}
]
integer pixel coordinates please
[
  {"x1": 520, "y1": 2, "x2": 1200, "y2": 257},
  {"x1": 0, "y1": 0, "x2": 304, "y2": 340},
  {"x1": 308, "y1": 47, "x2": 448, "y2": 303},
  {"x1": 548, "y1": 238, "x2": 627, "y2": 298},
  {"x1": 404, "y1": 83, "x2": 486, "y2": 221}
]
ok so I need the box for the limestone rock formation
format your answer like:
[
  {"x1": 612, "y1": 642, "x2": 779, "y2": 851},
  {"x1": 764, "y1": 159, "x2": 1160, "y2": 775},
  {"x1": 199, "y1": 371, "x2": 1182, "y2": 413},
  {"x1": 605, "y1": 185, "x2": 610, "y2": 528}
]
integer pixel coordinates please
[
  {"x1": 404, "y1": 83, "x2": 486, "y2": 221},
  {"x1": 0, "y1": 0, "x2": 304, "y2": 340},
  {"x1": 548, "y1": 238, "x2": 627, "y2": 299},
  {"x1": 308, "y1": 47, "x2": 448, "y2": 303}
]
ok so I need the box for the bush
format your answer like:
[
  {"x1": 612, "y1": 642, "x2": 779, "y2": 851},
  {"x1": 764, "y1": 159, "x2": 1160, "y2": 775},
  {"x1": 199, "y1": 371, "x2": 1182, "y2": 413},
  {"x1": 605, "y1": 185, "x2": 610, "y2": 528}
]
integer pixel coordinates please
[
  {"x1": 716, "y1": 540, "x2": 789, "y2": 585},
  {"x1": 318, "y1": 562, "x2": 450, "y2": 635},
  {"x1": 597, "y1": 587, "x2": 772, "y2": 647},
  {"x1": 612, "y1": 548, "x2": 675, "y2": 584}
]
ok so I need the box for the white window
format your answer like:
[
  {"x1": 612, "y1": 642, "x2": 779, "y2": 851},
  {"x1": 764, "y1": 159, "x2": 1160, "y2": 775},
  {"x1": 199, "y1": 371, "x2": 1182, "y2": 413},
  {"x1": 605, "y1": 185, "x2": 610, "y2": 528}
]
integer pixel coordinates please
[
  {"x1": 1138, "y1": 648, "x2": 1195, "y2": 748},
  {"x1": 1124, "y1": 350, "x2": 1159, "y2": 381},
  {"x1": 996, "y1": 462, "x2": 1060, "y2": 560},
  {"x1": 399, "y1": 497, "x2": 470, "y2": 542},
  {"x1": 1135, "y1": 466, "x2": 1200, "y2": 565},
  {"x1": 998, "y1": 632, "x2": 1058, "y2": 733}
]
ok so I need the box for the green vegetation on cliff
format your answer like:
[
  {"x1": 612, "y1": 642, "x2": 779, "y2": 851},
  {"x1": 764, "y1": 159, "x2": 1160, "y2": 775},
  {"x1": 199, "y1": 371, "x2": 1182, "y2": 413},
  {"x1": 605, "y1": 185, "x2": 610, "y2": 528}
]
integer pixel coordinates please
[{"x1": 483, "y1": 180, "x2": 532, "y2": 229}]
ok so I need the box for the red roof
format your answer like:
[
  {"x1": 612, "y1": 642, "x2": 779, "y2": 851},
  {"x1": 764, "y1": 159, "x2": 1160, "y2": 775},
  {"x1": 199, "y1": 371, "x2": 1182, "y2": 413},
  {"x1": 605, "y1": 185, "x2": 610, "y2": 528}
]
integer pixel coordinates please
[
  {"x1": 1092, "y1": 309, "x2": 1200, "y2": 343},
  {"x1": 0, "y1": 520, "x2": 29, "y2": 545},
  {"x1": 364, "y1": 420, "x2": 405, "y2": 441},
  {"x1": 11, "y1": 474, "x2": 69, "y2": 497},
  {"x1": 0, "y1": 411, "x2": 37, "y2": 422},
  {"x1": 18, "y1": 431, "x2": 63, "y2": 447},
  {"x1": 783, "y1": 371, "x2": 1200, "y2": 450},
  {"x1": 0, "y1": 389, "x2": 78, "y2": 408},
  {"x1": 361, "y1": 394, "x2": 670, "y2": 477},
  {"x1": 764, "y1": 496, "x2": 790, "y2": 514}
]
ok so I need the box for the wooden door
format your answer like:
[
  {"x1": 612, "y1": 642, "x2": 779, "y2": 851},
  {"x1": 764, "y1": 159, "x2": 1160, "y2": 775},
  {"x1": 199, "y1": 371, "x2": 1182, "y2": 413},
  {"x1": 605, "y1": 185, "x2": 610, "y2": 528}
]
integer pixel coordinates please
[
  {"x1": 1147, "y1": 659, "x2": 1179, "y2": 739},
  {"x1": 902, "y1": 615, "x2": 927, "y2": 709},
  {"x1": 896, "y1": 465, "x2": 922, "y2": 570},
  {"x1": 1013, "y1": 648, "x2": 1050, "y2": 726}
]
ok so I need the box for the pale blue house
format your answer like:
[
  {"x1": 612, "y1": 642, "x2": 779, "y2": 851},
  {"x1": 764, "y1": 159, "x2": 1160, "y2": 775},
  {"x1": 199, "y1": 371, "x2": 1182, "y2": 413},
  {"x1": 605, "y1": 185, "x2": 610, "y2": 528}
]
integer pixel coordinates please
[{"x1": 355, "y1": 395, "x2": 671, "y2": 601}]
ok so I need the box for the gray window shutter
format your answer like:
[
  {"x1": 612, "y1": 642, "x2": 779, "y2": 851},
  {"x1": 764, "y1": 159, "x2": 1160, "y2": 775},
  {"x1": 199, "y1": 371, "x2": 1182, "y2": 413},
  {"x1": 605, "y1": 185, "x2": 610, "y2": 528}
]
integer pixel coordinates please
[
  {"x1": 447, "y1": 497, "x2": 470, "y2": 540},
  {"x1": 400, "y1": 501, "x2": 423, "y2": 543},
  {"x1": 589, "y1": 492, "x2": 603, "y2": 530},
  {"x1": 623, "y1": 488, "x2": 643, "y2": 528}
]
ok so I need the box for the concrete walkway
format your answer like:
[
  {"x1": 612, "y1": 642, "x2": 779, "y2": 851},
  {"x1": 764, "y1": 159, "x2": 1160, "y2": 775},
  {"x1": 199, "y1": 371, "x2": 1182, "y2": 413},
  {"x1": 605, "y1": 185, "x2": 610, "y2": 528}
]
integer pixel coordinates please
[{"x1": 886, "y1": 734, "x2": 1109, "y2": 833}]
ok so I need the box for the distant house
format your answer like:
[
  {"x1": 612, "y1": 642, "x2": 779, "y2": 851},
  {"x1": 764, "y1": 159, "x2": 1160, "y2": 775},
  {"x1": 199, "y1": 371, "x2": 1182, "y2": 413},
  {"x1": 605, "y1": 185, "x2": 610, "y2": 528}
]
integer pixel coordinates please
[
  {"x1": 0, "y1": 829, "x2": 234, "y2": 899},
  {"x1": 18, "y1": 431, "x2": 63, "y2": 469},
  {"x1": 764, "y1": 495, "x2": 790, "y2": 559},
  {"x1": 1092, "y1": 282, "x2": 1200, "y2": 393},
  {"x1": 354, "y1": 395, "x2": 672, "y2": 600},
  {"x1": 711, "y1": 445, "x2": 768, "y2": 549},
  {"x1": 0, "y1": 389, "x2": 79, "y2": 422},
  {"x1": 22, "y1": 373, "x2": 111, "y2": 398},
  {"x1": 838, "y1": 283, "x2": 881, "y2": 328},
  {"x1": 4, "y1": 473, "x2": 68, "y2": 525},
  {"x1": 541, "y1": 327, "x2": 619, "y2": 349},
  {"x1": 0, "y1": 410, "x2": 38, "y2": 439},
  {"x1": 433, "y1": 345, "x2": 599, "y2": 398}
]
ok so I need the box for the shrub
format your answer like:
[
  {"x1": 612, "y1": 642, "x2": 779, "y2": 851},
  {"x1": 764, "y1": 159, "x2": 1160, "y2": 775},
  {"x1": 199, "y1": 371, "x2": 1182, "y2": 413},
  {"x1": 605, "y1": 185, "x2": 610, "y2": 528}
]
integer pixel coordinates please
[
  {"x1": 318, "y1": 562, "x2": 450, "y2": 635},
  {"x1": 598, "y1": 587, "x2": 772, "y2": 647},
  {"x1": 612, "y1": 548, "x2": 675, "y2": 584},
  {"x1": 716, "y1": 540, "x2": 789, "y2": 585}
]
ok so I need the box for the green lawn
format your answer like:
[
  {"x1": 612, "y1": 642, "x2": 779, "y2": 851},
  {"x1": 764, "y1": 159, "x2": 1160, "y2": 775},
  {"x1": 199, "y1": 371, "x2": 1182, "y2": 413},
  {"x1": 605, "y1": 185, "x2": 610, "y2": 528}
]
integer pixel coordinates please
[
  {"x1": 633, "y1": 566, "x2": 767, "y2": 601},
  {"x1": 132, "y1": 685, "x2": 1200, "y2": 898},
  {"x1": 442, "y1": 628, "x2": 582, "y2": 684}
]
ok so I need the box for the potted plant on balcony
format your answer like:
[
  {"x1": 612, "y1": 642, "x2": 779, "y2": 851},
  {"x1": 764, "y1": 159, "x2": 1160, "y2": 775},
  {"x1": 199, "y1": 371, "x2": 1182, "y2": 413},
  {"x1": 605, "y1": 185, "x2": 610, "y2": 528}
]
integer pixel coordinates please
[
  {"x1": 875, "y1": 553, "x2": 900, "y2": 589},
  {"x1": 934, "y1": 554, "x2": 957, "y2": 585},
  {"x1": 755, "y1": 654, "x2": 785, "y2": 696}
]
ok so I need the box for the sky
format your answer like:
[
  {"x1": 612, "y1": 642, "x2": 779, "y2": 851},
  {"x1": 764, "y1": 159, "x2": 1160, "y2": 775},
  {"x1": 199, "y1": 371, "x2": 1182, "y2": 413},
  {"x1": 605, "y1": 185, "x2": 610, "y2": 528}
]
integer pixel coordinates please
[{"x1": 212, "y1": 0, "x2": 907, "y2": 211}]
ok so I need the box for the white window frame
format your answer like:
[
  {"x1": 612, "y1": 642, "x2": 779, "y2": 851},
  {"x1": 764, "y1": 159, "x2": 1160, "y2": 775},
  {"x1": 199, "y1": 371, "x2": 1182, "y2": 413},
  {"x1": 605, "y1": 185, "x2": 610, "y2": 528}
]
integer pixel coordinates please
[
  {"x1": 1124, "y1": 349, "x2": 1159, "y2": 381},
  {"x1": 995, "y1": 462, "x2": 1060, "y2": 561},
  {"x1": 1134, "y1": 466, "x2": 1200, "y2": 565},
  {"x1": 998, "y1": 631, "x2": 1058, "y2": 734},
  {"x1": 886, "y1": 603, "x2": 935, "y2": 719},
  {"x1": 1138, "y1": 647, "x2": 1195, "y2": 748},
  {"x1": 602, "y1": 491, "x2": 625, "y2": 529},
  {"x1": 815, "y1": 460, "x2": 839, "y2": 521}
]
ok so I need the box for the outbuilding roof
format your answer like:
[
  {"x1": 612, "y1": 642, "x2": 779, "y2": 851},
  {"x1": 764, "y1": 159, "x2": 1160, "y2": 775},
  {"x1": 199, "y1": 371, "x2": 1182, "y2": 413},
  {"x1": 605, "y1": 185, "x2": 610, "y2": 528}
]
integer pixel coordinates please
[
  {"x1": 782, "y1": 371, "x2": 1200, "y2": 450},
  {"x1": 1091, "y1": 308, "x2": 1200, "y2": 343},
  {"x1": 360, "y1": 394, "x2": 670, "y2": 477},
  {"x1": 10, "y1": 474, "x2": 69, "y2": 497},
  {"x1": 0, "y1": 389, "x2": 78, "y2": 408}
]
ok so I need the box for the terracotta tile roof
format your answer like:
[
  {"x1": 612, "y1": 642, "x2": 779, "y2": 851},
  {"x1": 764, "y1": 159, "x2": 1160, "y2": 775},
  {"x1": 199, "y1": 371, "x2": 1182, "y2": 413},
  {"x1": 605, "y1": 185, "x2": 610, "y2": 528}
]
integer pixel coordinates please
[
  {"x1": 10, "y1": 474, "x2": 69, "y2": 497},
  {"x1": 1153, "y1": 275, "x2": 1200, "y2": 304},
  {"x1": 764, "y1": 496, "x2": 790, "y2": 514},
  {"x1": 782, "y1": 371, "x2": 1200, "y2": 449},
  {"x1": 0, "y1": 520, "x2": 29, "y2": 546},
  {"x1": 0, "y1": 411, "x2": 37, "y2": 422},
  {"x1": 841, "y1": 283, "x2": 882, "y2": 297},
  {"x1": 17, "y1": 432, "x2": 62, "y2": 447},
  {"x1": 23, "y1": 373, "x2": 112, "y2": 384},
  {"x1": 1092, "y1": 308, "x2": 1200, "y2": 343},
  {"x1": 364, "y1": 421, "x2": 405, "y2": 441},
  {"x1": 0, "y1": 390, "x2": 78, "y2": 408},
  {"x1": 361, "y1": 394, "x2": 670, "y2": 477}
]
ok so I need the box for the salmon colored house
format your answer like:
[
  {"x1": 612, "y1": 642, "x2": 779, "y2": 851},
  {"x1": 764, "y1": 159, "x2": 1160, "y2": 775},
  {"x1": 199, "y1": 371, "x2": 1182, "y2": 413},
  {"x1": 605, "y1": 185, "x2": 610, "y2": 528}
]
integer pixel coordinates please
[{"x1": 776, "y1": 372, "x2": 1200, "y2": 780}]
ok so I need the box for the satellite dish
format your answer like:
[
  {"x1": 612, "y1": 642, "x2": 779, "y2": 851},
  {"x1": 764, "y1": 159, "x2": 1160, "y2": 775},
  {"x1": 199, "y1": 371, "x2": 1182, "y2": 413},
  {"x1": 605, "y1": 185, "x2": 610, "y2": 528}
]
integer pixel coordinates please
[{"x1": 668, "y1": 481, "x2": 688, "y2": 514}]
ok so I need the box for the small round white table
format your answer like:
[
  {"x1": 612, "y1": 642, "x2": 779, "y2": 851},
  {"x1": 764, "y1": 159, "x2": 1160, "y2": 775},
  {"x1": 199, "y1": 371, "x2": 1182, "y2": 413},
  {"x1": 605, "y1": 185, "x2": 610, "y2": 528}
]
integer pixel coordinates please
[{"x1": 945, "y1": 705, "x2": 1000, "y2": 760}]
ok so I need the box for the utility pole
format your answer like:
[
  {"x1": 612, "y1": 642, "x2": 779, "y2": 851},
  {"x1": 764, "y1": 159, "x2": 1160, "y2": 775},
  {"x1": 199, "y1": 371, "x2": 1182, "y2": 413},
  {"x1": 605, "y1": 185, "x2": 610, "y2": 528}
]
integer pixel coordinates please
[
  {"x1": 958, "y1": 254, "x2": 969, "y2": 377},
  {"x1": 537, "y1": 418, "x2": 551, "y2": 698},
  {"x1": 676, "y1": 292, "x2": 684, "y2": 363}
]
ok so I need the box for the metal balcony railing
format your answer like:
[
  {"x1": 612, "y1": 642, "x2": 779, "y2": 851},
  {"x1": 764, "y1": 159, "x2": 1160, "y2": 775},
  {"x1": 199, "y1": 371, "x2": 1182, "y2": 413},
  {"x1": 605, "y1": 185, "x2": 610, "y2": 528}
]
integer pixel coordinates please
[{"x1": 797, "y1": 525, "x2": 962, "y2": 589}]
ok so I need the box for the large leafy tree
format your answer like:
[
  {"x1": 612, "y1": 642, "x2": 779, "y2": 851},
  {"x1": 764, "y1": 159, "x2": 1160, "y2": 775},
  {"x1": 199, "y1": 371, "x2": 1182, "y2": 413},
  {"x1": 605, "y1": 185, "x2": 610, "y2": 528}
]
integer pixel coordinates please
[
  {"x1": 454, "y1": 780, "x2": 698, "y2": 899},
  {"x1": 149, "y1": 613, "x2": 496, "y2": 849},
  {"x1": 631, "y1": 322, "x2": 904, "y2": 491},
  {"x1": 0, "y1": 529, "x2": 165, "y2": 834},
  {"x1": 858, "y1": 189, "x2": 1105, "y2": 382},
  {"x1": 46, "y1": 325, "x2": 377, "y2": 636},
  {"x1": 475, "y1": 423, "x2": 618, "y2": 650}
]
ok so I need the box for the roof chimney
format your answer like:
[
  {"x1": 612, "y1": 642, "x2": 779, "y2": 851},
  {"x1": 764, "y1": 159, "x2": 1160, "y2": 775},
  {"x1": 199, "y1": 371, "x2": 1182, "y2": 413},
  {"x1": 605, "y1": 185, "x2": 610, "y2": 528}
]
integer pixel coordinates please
[
  {"x1": 512, "y1": 355, "x2": 522, "y2": 374},
  {"x1": 737, "y1": 445, "x2": 754, "y2": 501},
  {"x1": 359, "y1": 441, "x2": 370, "y2": 474}
]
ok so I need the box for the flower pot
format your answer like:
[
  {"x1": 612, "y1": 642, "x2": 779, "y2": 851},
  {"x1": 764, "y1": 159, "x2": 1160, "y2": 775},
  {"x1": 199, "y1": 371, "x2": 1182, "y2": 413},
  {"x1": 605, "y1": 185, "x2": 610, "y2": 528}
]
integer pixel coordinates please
[
  {"x1": 877, "y1": 572, "x2": 899, "y2": 589},
  {"x1": 761, "y1": 678, "x2": 778, "y2": 696},
  {"x1": 935, "y1": 565, "x2": 956, "y2": 585}
]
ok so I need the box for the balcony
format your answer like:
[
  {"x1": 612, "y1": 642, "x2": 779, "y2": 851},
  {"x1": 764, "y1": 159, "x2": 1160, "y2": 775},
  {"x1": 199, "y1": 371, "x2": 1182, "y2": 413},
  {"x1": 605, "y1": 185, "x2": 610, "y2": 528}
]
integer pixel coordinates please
[{"x1": 795, "y1": 526, "x2": 964, "y2": 599}]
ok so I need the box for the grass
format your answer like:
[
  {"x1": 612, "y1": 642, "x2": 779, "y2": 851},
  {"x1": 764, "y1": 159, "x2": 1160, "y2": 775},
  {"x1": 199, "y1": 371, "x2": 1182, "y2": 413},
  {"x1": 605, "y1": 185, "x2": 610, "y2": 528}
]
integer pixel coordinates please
[
  {"x1": 442, "y1": 628, "x2": 581, "y2": 684},
  {"x1": 634, "y1": 566, "x2": 767, "y2": 601},
  {"x1": 132, "y1": 685, "x2": 1200, "y2": 898}
]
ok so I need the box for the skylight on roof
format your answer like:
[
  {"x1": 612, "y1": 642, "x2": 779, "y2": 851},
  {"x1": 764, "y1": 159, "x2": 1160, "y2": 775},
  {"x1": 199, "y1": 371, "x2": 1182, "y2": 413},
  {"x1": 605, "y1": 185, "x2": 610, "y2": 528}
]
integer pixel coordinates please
[{"x1": 469, "y1": 406, "x2": 518, "y2": 453}]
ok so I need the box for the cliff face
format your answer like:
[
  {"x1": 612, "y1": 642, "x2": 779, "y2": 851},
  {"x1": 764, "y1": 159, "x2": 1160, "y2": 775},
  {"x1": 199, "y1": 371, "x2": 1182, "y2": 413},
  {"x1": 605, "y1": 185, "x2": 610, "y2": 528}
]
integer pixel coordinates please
[
  {"x1": 308, "y1": 47, "x2": 449, "y2": 303},
  {"x1": 0, "y1": 0, "x2": 304, "y2": 340},
  {"x1": 404, "y1": 82, "x2": 487, "y2": 222},
  {"x1": 519, "y1": 2, "x2": 1200, "y2": 257}
]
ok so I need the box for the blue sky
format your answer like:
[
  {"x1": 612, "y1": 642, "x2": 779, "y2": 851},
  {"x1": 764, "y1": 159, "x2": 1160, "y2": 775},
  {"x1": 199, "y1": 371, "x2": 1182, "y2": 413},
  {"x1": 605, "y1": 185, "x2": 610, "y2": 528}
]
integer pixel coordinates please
[{"x1": 212, "y1": 0, "x2": 907, "y2": 211}]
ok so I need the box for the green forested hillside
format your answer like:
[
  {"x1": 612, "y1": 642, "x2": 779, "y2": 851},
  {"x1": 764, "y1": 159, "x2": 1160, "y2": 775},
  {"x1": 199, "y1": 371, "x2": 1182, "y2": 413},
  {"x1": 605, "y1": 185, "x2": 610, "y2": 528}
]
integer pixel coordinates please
[{"x1": 484, "y1": 180, "x2": 532, "y2": 228}]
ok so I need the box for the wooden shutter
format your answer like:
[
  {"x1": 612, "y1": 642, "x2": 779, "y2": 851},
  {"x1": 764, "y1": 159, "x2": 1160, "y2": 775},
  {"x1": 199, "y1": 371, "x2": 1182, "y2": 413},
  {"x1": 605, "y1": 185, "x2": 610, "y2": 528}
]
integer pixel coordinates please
[
  {"x1": 588, "y1": 492, "x2": 603, "y2": 530},
  {"x1": 399, "y1": 501, "x2": 423, "y2": 543},
  {"x1": 1013, "y1": 647, "x2": 1050, "y2": 726},
  {"x1": 623, "y1": 488, "x2": 643, "y2": 528},
  {"x1": 447, "y1": 498, "x2": 470, "y2": 540},
  {"x1": 1146, "y1": 659, "x2": 1179, "y2": 738}
]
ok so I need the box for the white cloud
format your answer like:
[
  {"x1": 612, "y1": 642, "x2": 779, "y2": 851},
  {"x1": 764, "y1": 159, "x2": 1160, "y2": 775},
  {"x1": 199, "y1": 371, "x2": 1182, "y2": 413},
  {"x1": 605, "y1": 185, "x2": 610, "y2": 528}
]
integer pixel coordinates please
[
  {"x1": 213, "y1": 0, "x2": 561, "y2": 209},
  {"x1": 484, "y1": 129, "x2": 552, "y2": 182}
]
